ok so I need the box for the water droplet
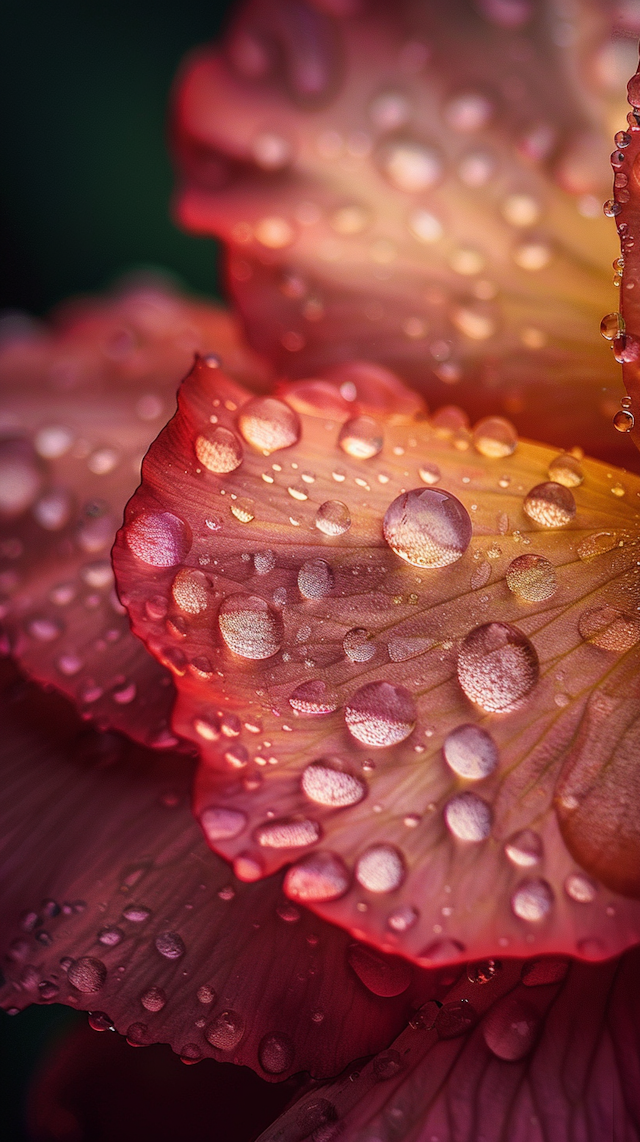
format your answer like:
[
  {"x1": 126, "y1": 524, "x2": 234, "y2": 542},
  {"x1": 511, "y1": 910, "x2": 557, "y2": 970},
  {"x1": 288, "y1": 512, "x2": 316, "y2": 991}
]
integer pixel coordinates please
[
  {"x1": 578, "y1": 605, "x2": 640, "y2": 651},
  {"x1": 546, "y1": 454, "x2": 584, "y2": 489},
  {"x1": 343, "y1": 627, "x2": 375, "y2": 662},
  {"x1": 437, "y1": 999, "x2": 477, "y2": 1039},
  {"x1": 289, "y1": 681, "x2": 340, "y2": 716},
  {"x1": 383, "y1": 488, "x2": 472, "y2": 568},
  {"x1": 442, "y1": 724, "x2": 499, "y2": 780},
  {"x1": 472, "y1": 417, "x2": 517, "y2": 458},
  {"x1": 284, "y1": 851, "x2": 350, "y2": 901},
  {"x1": 171, "y1": 568, "x2": 209, "y2": 614},
  {"x1": 205, "y1": 1010, "x2": 245, "y2": 1051},
  {"x1": 197, "y1": 985, "x2": 216, "y2": 1004},
  {"x1": 523, "y1": 482, "x2": 576, "y2": 528},
  {"x1": 126, "y1": 511, "x2": 191, "y2": 567},
  {"x1": 238, "y1": 397, "x2": 300, "y2": 454},
  {"x1": 34, "y1": 425, "x2": 73, "y2": 459},
  {"x1": 254, "y1": 216, "x2": 294, "y2": 248},
  {"x1": 259, "y1": 1032, "x2": 294, "y2": 1074},
  {"x1": 576, "y1": 532, "x2": 617, "y2": 560},
  {"x1": 298, "y1": 558, "x2": 334, "y2": 599},
  {"x1": 67, "y1": 957, "x2": 107, "y2": 993},
  {"x1": 355, "y1": 845, "x2": 405, "y2": 893},
  {"x1": 613, "y1": 409, "x2": 635, "y2": 432},
  {"x1": 369, "y1": 89, "x2": 411, "y2": 131},
  {"x1": 33, "y1": 489, "x2": 72, "y2": 530},
  {"x1": 276, "y1": 901, "x2": 301, "y2": 923},
  {"x1": 513, "y1": 239, "x2": 552, "y2": 271},
  {"x1": 253, "y1": 549, "x2": 276, "y2": 575},
  {"x1": 345, "y1": 681, "x2": 416, "y2": 747},
  {"x1": 444, "y1": 792, "x2": 492, "y2": 841},
  {"x1": 504, "y1": 829, "x2": 542, "y2": 867},
  {"x1": 444, "y1": 90, "x2": 493, "y2": 132},
  {"x1": 255, "y1": 817, "x2": 321, "y2": 848},
  {"x1": 301, "y1": 759, "x2": 365, "y2": 806},
  {"x1": 330, "y1": 203, "x2": 371, "y2": 234},
  {"x1": 521, "y1": 957, "x2": 569, "y2": 986},
  {"x1": 418, "y1": 462, "x2": 441, "y2": 485},
  {"x1": 506, "y1": 553, "x2": 558, "y2": 602},
  {"x1": 230, "y1": 497, "x2": 255, "y2": 523},
  {"x1": 457, "y1": 622, "x2": 539, "y2": 712},
  {"x1": 501, "y1": 193, "x2": 540, "y2": 227},
  {"x1": 315, "y1": 500, "x2": 351, "y2": 536},
  {"x1": 218, "y1": 594, "x2": 283, "y2": 659},
  {"x1": 381, "y1": 141, "x2": 442, "y2": 192},
  {"x1": 467, "y1": 959, "x2": 501, "y2": 984},
  {"x1": 338, "y1": 416, "x2": 383, "y2": 460},
  {"x1": 418, "y1": 938, "x2": 466, "y2": 964},
  {"x1": 97, "y1": 926, "x2": 124, "y2": 947},
  {"x1": 251, "y1": 131, "x2": 291, "y2": 170},
  {"x1": 511, "y1": 878, "x2": 554, "y2": 921},
  {"x1": 195, "y1": 427, "x2": 243, "y2": 473},
  {"x1": 409, "y1": 210, "x2": 443, "y2": 244},
  {"x1": 564, "y1": 872, "x2": 597, "y2": 903},
  {"x1": 387, "y1": 905, "x2": 419, "y2": 932},
  {"x1": 373, "y1": 1049, "x2": 403, "y2": 1080},
  {"x1": 154, "y1": 931, "x2": 185, "y2": 959},
  {"x1": 122, "y1": 905, "x2": 151, "y2": 922},
  {"x1": 0, "y1": 441, "x2": 42, "y2": 516},
  {"x1": 600, "y1": 312, "x2": 625, "y2": 340},
  {"x1": 483, "y1": 994, "x2": 539, "y2": 1060},
  {"x1": 200, "y1": 806, "x2": 247, "y2": 842},
  {"x1": 140, "y1": 985, "x2": 167, "y2": 1012}
]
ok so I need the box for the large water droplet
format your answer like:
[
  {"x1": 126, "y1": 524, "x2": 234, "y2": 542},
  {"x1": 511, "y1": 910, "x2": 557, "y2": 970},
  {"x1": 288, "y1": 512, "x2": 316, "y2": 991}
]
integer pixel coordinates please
[
  {"x1": 482, "y1": 994, "x2": 539, "y2": 1060},
  {"x1": 289, "y1": 681, "x2": 340, "y2": 715},
  {"x1": 338, "y1": 416, "x2": 383, "y2": 460},
  {"x1": 205, "y1": 1010, "x2": 245, "y2": 1051},
  {"x1": 126, "y1": 512, "x2": 191, "y2": 567},
  {"x1": 383, "y1": 488, "x2": 472, "y2": 568},
  {"x1": 301, "y1": 759, "x2": 365, "y2": 806},
  {"x1": 511, "y1": 878, "x2": 554, "y2": 921},
  {"x1": 578, "y1": 606, "x2": 640, "y2": 652},
  {"x1": 443, "y1": 724, "x2": 499, "y2": 780},
  {"x1": 504, "y1": 829, "x2": 542, "y2": 867},
  {"x1": 259, "y1": 1032, "x2": 294, "y2": 1074},
  {"x1": 343, "y1": 627, "x2": 375, "y2": 662},
  {"x1": 506, "y1": 554, "x2": 558, "y2": 602},
  {"x1": 218, "y1": 594, "x2": 283, "y2": 659},
  {"x1": 457, "y1": 622, "x2": 538, "y2": 712},
  {"x1": 315, "y1": 500, "x2": 351, "y2": 536},
  {"x1": 67, "y1": 957, "x2": 107, "y2": 993},
  {"x1": 523, "y1": 483, "x2": 576, "y2": 528},
  {"x1": 345, "y1": 681, "x2": 416, "y2": 746},
  {"x1": 355, "y1": 844, "x2": 405, "y2": 892},
  {"x1": 238, "y1": 397, "x2": 300, "y2": 454},
  {"x1": 547, "y1": 453, "x2": 584, "y2": 488},
  {"x1": 154, "y1": 931, "x2": 185, "y2": 959},
  {"x1": 298, "y1": 558, "x2": 334, "y2": 599},
  {"x1": 472, "y1": 417, "x2": 517, "y2": 459},
  {"x1": 200, "y1": 806, "x2": 247, "y2": 842},
  {"x1": 195, "y1": 427, "x2": 243, "y2": 473},
  {"x1": 255, "y1": 817, "x2": 321, "y2": 848},
  {"x1": 444, "y1": 792, "x2": 492, "y2": 841},
  {"x1": 284, "y1": 851, "x2": 350, "y2": 901}
]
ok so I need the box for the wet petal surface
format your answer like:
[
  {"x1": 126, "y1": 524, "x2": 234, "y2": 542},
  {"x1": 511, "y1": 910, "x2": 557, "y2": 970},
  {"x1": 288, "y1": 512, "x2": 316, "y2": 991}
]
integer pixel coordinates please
[{"x1": 114, "y1": 359, "x2": 640, "y2": 965}]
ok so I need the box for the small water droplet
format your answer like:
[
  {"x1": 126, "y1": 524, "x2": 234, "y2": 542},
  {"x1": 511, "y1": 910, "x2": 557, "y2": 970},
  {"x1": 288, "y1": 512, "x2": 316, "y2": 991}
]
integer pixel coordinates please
[
  {"x1": 613, "y1": 408, "x2": 635, "y2": 432},
  {"x1": 200, "y1": 806, "x2": 247, "y2": 842},
  {"x1": 381, "y1": 141, "x2": 442, "y2": 192},
  {"x1": 171, "y1": 568, "x2": 209, "y2": 614},
  {"x1": 345, "y1": 681, "x2": 416, "y2": 747},
  {"x1": 126, "y1": 511, "x2": 191, "y2": 567},
  {"x1": 140, "y1": 985, "x2": 167, "y2": 1012},
  {"x1": 195, "y1": 427, "x2": 243, "y2": 473},
  {"x1": 218, "y1": 594, "x2": 283, "y2": 659},
  {"x1": 284, "y1": 851, "x2": 350, "y2": 902},
  {"x1": 442, "y1": 724, "x2": 499, "y2": 780},
  {"x1": 504, "y1": 829, "x2": 542, "y2": 867},
  {"x1": 255, "y1": 817, "x2": 321, "y2": 848},
  {"x1": 564, "y1": 872, "x2": 597, "y2": 903},
  {"x1": 259, "y1": 1032, "x2": 294, "y2": 1074},
  {"x1": 68, "y1": 957, "x2": 107, "y2": 993},
  {"x1": 343, "y1": 627, "x2": 375, "y2": 662},
  {"x1": 315, "y1": 500, "x2": 351, "y2": 536},
  {"x1": 205, "y1": 1010, "x2": 245, "y2": 1051},
  {"x1": 387, "y1": 904, "x2": 419, "y2": 932},
  {"x1": 301, "y1": 759, "x2": 365, "y2": 806},
  {"x1": 238, "y1": 397, "x2": 300, "y2": 454},
  {"x1": 523, "y1": 482, "x2": 576, "y2": 528},
  {"x1": 511, "y1": 878, "x2": 554, "y2": 921},
  {"x1": 472, "y1": 417, "x2": 517, "y2": 459},
  {"x1": 506, "y1": 553, "x2": 558, "y2": 602},
  {"x1": 298, "y1": 558, "x2": 334, "y2": 599},
  {"x1": 577, "y1": 531, "x2": 617, "y2": 560},
  {"x1": 338, "y1": 416, "x2": 383, "y2": 460},
  {"x1": 547, "y1": 453, "x2": 584, "y2": 487},
  {"x1": 444, "y1": 792, "x2": 492, "y2": 841},
  {"x1": 355, "y1": 845, "x2": 405, "y2": 893},
  {"x1": 383, "y1": 487, "x2": 472, "y2": 568},
  {"x1": 97, "y1": 926, "x2": 124, "y2": 947},
  {"x1": 600, "y1": 312, "x2": 625, "y2": 340},
  {"x1": 154, "y1": 931, "x2": 185, "y2": 959},
  {"x1": 437, "y1": 999, "x2": 477, "y2": 1038},
  {"x1": 418, "y1": 462, "x2": 441, "y2": 485},
  {"x1": 467, "y1": 959, "x2": 501, "y2": 984},
  {"x1": 457, "y1": 622, "x2": 539, "y2": 712}
]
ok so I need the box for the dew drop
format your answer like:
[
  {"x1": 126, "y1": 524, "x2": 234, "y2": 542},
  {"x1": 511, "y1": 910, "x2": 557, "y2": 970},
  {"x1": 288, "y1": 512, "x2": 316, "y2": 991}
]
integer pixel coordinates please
[
  {"x1": 259, "y1": 1032, "x2": 295, "y2": 1074},
  {"x1": 381, "y1": 141, "x2": 442, "y2": 192},
  {"x1": 444, "y1": 792, "x2": 492, "y2": 841},
  {"x1": 369, "y1": 89, "x2": 411, "y2": 131},
  {"x1": 387, "y1": 905, "x2": 419, "y2": 932},
  {"x1": 197, "y1": 985, "x2": 216, "y2": 1004},
  {"x1": 482, "y1": 994, "x2": 539, "y2": 1060},
  {"x1": 238, "y1": 397, "x2": 300, "y2": 454},
  {"x1": 564, "y1": 872, "x2": 597, "y2": 903},
  {"x1": 600, "y1": 312, "x2": 625, "y2": 340},
  {"x1": 578, "y1": 606, "x2": 640, "y2": 651},
  {"x1": 511, "y1": 878, "x2": 554, "y2": 921},
  {"x1": 230, "y1": 497, "x2": 255, "y2": 523},
  {"x1": 343, "y1": 627, "x2": 375, "y2": 662},
  {"x1": 547, "y1": 453, "x2": 584, "y2": 488},
  {"x1": 218, "y1": 594, "x2": 283, "y2": 659},
  {"x1": 472, "y1": 416, "x2": 517, "y2": 459},
  {"x1": 205, "y1": 1010, "x2": 245, "y2": 1051},
  {"x1": 576, "y1": 532, "x2": 617, "y2": 560},
  {"x1": 67, "y1": 957, "x2": 107, "y2": 993},
  {"x1": 298, "y1": 558, "x2": 334, "y2": 599},
  {"x1": 255, "y1": 817, "x2": 321, "y2": 848},
  {"x1": 301, "y1": 759, "x2": 365, "y2": 806},
  {"x1": 315, "y1": 500, "x2": 351, "y2": 536},
  {"x1": 383, "y1": 487, "x2": 472, "y2": 568},
  {"x1": 33, "y1": 490, "x2": 72, "y2": 531},
  {"x1": 34, "y1": 425, "x2": 73, "y2": 459},
  {"x1": 195, "y1": 427, "x2": 243, "y2": 473},
  {"x1": 523, "y1": 482, "x2": 576, "y2": 528},
  {"x1": 348, "y1": 944, "x2": 412, "y2": 997},
  {"x1": 338, "y1": 416, "x2": 383, "y2": 460},
  {"x1": 140, "y1": 985, "x2": 167, "y2": 1013},
  {"x1": 253, "y1": 549, "x2": 276, "y2": 574},
  {"x1": 200, "y1": 806, "x2": 247, "y2": 842},
  {"x1": 171, "y1": 568, "x2": 209, "y2": 614},
  {"x1": 418, "y1": 462, "x2": 441, "y2": 485},
  {"x1": 442, "y1": 724, "x2": 499, "y2": 780},
  {"x1": 284, "y1": 851, "x2": 350, "y2": 902},
  {"x1": 613, "y1": 409, "x2": 634, "y2": 433},
  {"x1": 437, "y1": 999, "x2": 477, "y2": 1039},
  {"x1": 444, "y1": 91, "x2": 493, "y2": 132},
  {"x1": 467, "y1": 959, "x2": 501, "y2": 984},
  {"x1": 126, "y1": 511, "x2": 191, "y2": 567},
  {"x1": 154, "y1": 931, "x2": 185, "y2": 959},
  {"x1": 355, "y1": 844, "x2": 405, "y2": 893},
  {"x1": 457, "y1": 622, "x2": 539, "y2": 712},
  {"x1": 97, "y1": 926, "x2": 124, "y2": 947},
  {"x1": 290, "y1": 681, "x2": 340, "y2": 716},
  {"x1": 504, "y1": 829, "x2": 542, "y2": 867},
  {"x1": 345, "y1": 681, "x2": 416, "y2": 747},
  {"x1": 506, "y1": 553, "x2": 558, "y2": 602}
]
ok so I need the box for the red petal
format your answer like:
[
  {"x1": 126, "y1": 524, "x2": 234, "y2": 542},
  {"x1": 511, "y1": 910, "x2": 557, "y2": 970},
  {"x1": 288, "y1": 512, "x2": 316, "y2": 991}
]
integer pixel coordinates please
[
  {"x1": 172, "y1": 0, "x2": 636, "y2": 467},
  {"x1": 114, "y1": 357, "x2": 640, "y2": 966},
  {"x1": 0, "y1": 284, "x2": 270, "y2": 745}
]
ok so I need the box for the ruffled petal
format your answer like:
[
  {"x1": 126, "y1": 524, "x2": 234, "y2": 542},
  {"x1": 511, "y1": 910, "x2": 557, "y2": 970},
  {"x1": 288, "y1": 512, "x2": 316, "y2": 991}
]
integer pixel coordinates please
[
  {"x1": 0, "y1": 283, "x2": 270, "y2": 745},
  {"x1": 172, "y1": 0, "x2": 637, "y2": 466},
  {"x1": 113, "y1": 357, "x2": 640, "y2": 966},
  {"x1": 0, "y1": 661, "x2": 449, "y2": 1080},
  {"x1": 257, "y1": 946, "x2": 640, "y2": 1141}
]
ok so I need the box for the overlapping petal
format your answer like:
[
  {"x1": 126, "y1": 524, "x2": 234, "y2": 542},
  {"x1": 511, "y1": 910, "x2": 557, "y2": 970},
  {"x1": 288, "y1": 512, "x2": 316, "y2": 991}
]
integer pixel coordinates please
[
  {"x1": 0, "y1": 660, "x2": 444, "y2": 1080},
  {"x1": 114, "y1": 356, "x2": 640, "y2": 967},
  {"x1": 173, "y1": 0, "x2": 638, "y2": 465},
  {"x1": 0, "y1": 283, "x2": 271, "y2": 745}
]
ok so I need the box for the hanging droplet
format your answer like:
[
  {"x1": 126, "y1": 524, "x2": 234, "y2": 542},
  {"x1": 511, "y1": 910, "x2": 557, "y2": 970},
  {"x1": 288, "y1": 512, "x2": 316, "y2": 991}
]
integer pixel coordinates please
[
  {"x1": 238, "y1": 397, "x2": 300, "y2": 454},
  {"x1": 345, "y1": 681, "x2": 416, "y2": 747},
  {"x1": 506, "y1": 554, "x2": 558, "y2": 602},
  {"x1": 442, "y1": 724, "x2": 499, "y2": 780},
  {"x1": 298, "y1": 558, "x2": 334, "y2": 599},
  {"x1": 523, "y1": 483, "x2": 576, "y2": 528},
  {"x1": 472, "y1": 416, "x2": 517, "y2": 458},
  {"x1": 218, "y1": 594, "x2": 283, "y2": 659},
  {"x1": 289, "y1": 681, "x2": 340, "y2": 715},
  {"x1": 195, "y1": 427, "x2": 243, "y2": 473},
  {"x1": 504, "y1": 829, "x2": 542, "y2": 867},
  {"x1": 338, "y1": 415, "x2": 383, "y2": 460},
  {"x1": 457, "y1": 622, "x2": 539, "y2": 712},
  {"x1": 301, "y1": 759, "x2": 365, "y2": 806},
  {"x1": 315, "y1": 500, "x2": 351, "y2": 536},
  {"x1": 600, "y1": 312, "x2": 625, "y2": 340},
  {"x1": 355, "y1": 844, "x2": 405, "y2": 893},
  {"x1": 383, "y1": 488, "x2": 472, "y2": 568},
  {"x1": 511, "y1": 878, "x2": 554, "y2": 921},
  {"x1": 284, "y1": 851, "x2": 350, "y2": 901},
  {"x1": 444, "y1": 792, "x2": 492, "y2": 841},
  {"x1": 126, "y1": 511, "x2": 191, "y2": 567},
  {"x1": 547, "y1": 453, "x2": 584, "y2": 488}
]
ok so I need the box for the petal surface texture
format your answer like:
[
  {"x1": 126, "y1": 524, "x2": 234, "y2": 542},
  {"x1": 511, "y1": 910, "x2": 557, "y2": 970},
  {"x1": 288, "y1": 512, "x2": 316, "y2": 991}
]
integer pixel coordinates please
[
  {"x1": 114, "y1": 358, "x2": 640, "y2": 965},
  {"x1": 173, "y1": 0, "x2": 638, "y2": 468},
  {"x1": 0, "y1": 662, "x2": 441, "y2": 1079},
  {"x1": 0, "y1": 284, "x2": 270, "y2": 746}
]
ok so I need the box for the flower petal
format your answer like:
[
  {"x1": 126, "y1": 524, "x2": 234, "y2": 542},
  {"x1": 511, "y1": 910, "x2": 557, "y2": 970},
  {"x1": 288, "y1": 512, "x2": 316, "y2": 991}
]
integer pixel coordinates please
[
  {"x1": 0, "y1": 661, "x2": 449, "y2": 1079},
  {"x1": 114, "y1": 357, "x2": 640, "y2": 966},
  {"x1": 0, "y1": 283, "x2": 270, "y2": 745},
  {"x1": 257, "y1": 947, "x2": 640, "y2": 1141},
  {"x1": 172, "y1": 0, "x2": 637, "y2": 466}
]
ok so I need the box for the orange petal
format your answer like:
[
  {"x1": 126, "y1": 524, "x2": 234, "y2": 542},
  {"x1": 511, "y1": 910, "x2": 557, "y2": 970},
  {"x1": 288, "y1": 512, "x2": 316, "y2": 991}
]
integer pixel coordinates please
[
  {"x1": 114, "y1": 356, "x2": 640, "y2": 966},
  {"x1": 172, "y1": 0, "x2": 637, "y2": 467},
  {"x1": 0, "y1": 283, "x2": 270, "y2": 745}
]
